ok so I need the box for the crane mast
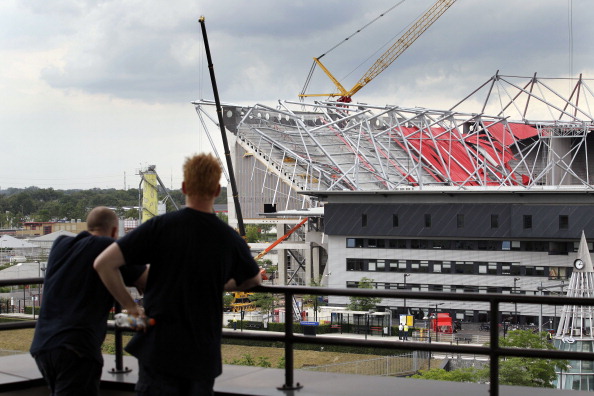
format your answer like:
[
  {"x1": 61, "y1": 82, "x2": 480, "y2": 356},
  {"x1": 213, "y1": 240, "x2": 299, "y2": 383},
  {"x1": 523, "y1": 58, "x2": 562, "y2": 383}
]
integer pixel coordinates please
[{"x1": 300, "y1": 0, "x2": 456, "y2": 102}]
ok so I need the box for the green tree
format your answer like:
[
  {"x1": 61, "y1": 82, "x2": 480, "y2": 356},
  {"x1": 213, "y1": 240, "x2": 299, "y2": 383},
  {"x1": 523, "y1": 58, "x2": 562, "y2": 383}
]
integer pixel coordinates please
[
  {"x1": 245, "y1": 225, "x2": 260, "y2": 243},
  {"x1": 414, "y1": 330, "x2": 567, "y2": 388},
  {"x1": 497, "y1": 329, "x2": 567, "y2": 388},
  {"x1": 347, "y1": 277, "x2": 381, "y2": 311},
  {"x1": 251, "y1": 292, "x2": 275, "y2": 323}
]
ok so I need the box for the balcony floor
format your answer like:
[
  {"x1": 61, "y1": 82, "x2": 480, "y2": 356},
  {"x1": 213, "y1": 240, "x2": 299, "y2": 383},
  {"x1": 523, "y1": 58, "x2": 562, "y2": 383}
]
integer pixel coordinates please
[{"x1": 0, "y1": 353, "x2": 592, "y2": 396}]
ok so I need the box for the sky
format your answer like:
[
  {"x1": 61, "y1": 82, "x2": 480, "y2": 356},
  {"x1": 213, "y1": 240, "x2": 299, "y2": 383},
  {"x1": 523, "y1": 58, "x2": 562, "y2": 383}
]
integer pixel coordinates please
[{"x1": 1, "y1": 0, "x2": 593, "y2": 190}]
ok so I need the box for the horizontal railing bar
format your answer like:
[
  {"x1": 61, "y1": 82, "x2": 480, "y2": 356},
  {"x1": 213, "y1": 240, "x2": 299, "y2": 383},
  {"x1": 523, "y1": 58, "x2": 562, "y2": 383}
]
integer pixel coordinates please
[
  {"x1": 254, "y1": 285, "x2": 594, "y2": 306},
  {"x1": 0, "y1": 321, "x2": 37, "y2": 330},
  {"x1": 0, "y1": 278, "x2": 43, "y2": 287},
  {"x1": 0, "y1": 280, "x2": 587, "y2": 306},
  {"x1": 221, "y1": 330, "x2": 594, "y2": 361}
]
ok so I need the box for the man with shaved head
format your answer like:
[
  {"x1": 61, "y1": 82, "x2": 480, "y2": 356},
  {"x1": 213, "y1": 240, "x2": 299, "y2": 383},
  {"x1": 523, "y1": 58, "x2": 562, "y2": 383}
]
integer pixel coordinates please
[{"x1": 31, "y1": 206, "x2": 147, "y2": 396}]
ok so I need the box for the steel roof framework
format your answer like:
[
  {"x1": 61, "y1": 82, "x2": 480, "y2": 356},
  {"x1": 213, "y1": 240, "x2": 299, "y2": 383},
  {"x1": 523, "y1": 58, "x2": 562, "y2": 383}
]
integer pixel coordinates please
[{"x1": 194, "y1": 73, "x2": 594, "y2": 213}]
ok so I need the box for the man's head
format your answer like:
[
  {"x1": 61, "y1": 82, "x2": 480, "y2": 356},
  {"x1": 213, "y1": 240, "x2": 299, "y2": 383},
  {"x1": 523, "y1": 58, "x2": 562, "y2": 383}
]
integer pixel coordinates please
[
  {"x1": 183, "y1": 153, "x2": 222, "y2": 200},
  {"x1": 87, "y1": 206, "x2": 118, "y2": 238}
]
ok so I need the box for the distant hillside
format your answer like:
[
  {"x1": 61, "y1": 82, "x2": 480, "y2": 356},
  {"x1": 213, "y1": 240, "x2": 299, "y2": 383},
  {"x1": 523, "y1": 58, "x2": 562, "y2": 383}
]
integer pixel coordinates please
[{"x1": 0, "y1": 186, "x2": 227, "y2": 226}]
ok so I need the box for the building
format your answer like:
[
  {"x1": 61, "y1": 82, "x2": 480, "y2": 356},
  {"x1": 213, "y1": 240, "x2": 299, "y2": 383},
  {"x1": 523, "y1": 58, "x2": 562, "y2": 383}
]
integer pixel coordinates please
[
  {"x1": 306, "y1": 187, "x2": 594, "y2": 325},
  {"x1": 194, "y1": 73, "x2": 594, "y2": 323}
]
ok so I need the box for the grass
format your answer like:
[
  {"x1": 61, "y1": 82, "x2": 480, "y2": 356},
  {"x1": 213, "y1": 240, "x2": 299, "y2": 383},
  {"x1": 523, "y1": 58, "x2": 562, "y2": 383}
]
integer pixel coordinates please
[{"x1": 0, "y1": 329, "x2": 390, "y2": 370}]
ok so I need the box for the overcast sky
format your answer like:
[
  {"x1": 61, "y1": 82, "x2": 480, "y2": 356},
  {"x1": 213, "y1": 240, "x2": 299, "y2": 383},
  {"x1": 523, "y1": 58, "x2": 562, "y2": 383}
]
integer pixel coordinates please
[{"x1": 1, "y1": 0, "x2": 592, "y2": 190}]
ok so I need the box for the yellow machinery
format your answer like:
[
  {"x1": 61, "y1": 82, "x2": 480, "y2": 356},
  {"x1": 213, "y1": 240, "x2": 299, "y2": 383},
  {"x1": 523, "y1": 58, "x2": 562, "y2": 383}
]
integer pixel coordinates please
[
  {"x1": 299, "y1": 0, "x2": 456, "y2": 102},
  {"x1": 230, "y1": 292, "x2": 256, "y2": 312},
  {"x1": 138, "y1": 165, "x2": 180, "y2": 224}
]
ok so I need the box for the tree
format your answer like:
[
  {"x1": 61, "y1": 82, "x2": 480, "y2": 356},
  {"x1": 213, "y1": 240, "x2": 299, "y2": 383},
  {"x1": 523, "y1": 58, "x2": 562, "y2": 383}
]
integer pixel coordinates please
[
  {"x1": 413, "y1": 330, "x2": 567, "y2": 388},
  {"x1": 245, "y1": 225, "x2": 260, "y2": 243},
  {"x1": 347, "y1": 277, "x2": 381, "y2": 311},
  {"x1": 251, "y1": 292, "x2": 275, "y2": 322},
  {"x1": 497, "y1": 329, "x2": 567, "y2": 388}
]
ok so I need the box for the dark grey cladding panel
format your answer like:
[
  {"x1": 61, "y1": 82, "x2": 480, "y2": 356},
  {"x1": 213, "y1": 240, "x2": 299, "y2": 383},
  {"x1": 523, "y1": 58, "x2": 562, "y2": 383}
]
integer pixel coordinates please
[
  {"x1": 510, "y1": 205, "x2": 594, "y2": 238},
  {"x1": 324, "y1": 203, "x2": 594, "y2": 239}
]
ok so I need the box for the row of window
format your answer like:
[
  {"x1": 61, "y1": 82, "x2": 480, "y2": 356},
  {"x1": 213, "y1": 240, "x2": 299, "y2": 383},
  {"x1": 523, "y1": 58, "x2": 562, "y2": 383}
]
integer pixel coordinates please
[
  {"x1": 346, "y1": 280, "x2": 557, "y2": 295},
  {"x1": 345, "y1": 238, "x2": 587, "y2": 254},
  {"x1": 364, "y1": 213, "x2": 571, "y2": 230},
  {"x1": 345, "y1": 258, "x2": 571, "y2": 278}
]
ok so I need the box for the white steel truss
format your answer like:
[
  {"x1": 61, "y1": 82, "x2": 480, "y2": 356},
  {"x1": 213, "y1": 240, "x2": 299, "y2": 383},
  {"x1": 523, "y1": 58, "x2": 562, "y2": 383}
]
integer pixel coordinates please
[{"x1": 194, "y1": 73, "x2": 594, "y2": 216}]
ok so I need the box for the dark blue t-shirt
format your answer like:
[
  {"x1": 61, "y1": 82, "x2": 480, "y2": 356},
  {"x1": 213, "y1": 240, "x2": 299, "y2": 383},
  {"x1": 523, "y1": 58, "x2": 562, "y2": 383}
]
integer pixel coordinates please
[
  {"x1": 30, "y1": 232, "x2": 145, "y2": 364},
  {"x1": 118, "y1": 208, "x2": 260, "y2": 380}
]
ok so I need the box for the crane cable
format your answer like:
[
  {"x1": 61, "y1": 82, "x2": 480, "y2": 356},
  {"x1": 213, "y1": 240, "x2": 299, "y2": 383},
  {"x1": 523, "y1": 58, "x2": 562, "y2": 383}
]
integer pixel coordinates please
[{"x1": 299, "y1": 0, "x2": 407, "y2": 99}]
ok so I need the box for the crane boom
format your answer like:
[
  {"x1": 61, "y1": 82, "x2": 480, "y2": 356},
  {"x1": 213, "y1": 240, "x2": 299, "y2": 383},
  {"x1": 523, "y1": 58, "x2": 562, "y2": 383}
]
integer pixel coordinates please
[{"x1": 300, "y1": 0, "x2": 456, "y2": 101}]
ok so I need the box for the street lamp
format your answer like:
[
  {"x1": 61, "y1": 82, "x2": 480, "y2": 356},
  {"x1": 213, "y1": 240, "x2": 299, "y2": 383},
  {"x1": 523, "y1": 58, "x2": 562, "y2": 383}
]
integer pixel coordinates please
[
  {"x1": 427, "y1": 302, "x2": 444, "y2": 344},
  {"x1": 403, "y1": 273, "x2": 410, "y2": 315},
  {"x1": 513, "y1": 277, "x2": 520, "y2": 325},
  {"x1": 427, "y1": 302, "x2": 444, "y2": 370}
]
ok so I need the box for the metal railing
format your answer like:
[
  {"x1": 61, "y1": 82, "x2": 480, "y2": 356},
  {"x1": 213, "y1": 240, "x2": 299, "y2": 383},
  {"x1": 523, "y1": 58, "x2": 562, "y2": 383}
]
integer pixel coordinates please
[{"x1": 3, "y1": 279, "x2": 594, "y2": 396}]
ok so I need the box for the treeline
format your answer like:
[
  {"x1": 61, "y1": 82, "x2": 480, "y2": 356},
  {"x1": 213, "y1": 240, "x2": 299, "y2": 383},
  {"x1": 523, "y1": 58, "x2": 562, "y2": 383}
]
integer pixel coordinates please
[{"x1": 0, "y1": 186, "x2": 228, "y2": 227}]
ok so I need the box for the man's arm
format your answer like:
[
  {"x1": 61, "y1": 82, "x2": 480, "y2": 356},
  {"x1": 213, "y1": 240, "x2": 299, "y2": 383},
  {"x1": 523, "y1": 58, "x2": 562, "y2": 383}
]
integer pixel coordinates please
[
  {"x1": 134, "y1": 265, "x2": 149, "y2": 295},
  {"x1": 224, "y1": 272, "x2": 262, "y2": 292},
  {"x1": 94, "y1": 242, "x2": 142, "y2": 316}
]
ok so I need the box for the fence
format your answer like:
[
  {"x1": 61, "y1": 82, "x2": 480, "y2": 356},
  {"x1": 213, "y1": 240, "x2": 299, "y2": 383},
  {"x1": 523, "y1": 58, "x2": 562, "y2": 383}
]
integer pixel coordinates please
[
  {"x1": 301, "y1": 351, "x2": 429, "y2": 376},
  {"x1": 3, "y1": 278, "x2": 594, "y2": 396}
]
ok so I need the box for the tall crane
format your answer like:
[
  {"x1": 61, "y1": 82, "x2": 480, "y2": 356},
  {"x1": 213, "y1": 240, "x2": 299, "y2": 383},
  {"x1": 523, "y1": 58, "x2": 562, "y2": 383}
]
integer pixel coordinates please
[{"x1": 299, "y1": 0, "x2": 456, "y2": 102}]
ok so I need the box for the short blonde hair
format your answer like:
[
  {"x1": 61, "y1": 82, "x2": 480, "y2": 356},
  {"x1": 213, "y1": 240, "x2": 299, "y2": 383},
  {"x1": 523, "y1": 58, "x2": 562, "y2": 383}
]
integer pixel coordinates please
[{"x1": 183, "y1": 153, "x2": 222, "y2": 199}]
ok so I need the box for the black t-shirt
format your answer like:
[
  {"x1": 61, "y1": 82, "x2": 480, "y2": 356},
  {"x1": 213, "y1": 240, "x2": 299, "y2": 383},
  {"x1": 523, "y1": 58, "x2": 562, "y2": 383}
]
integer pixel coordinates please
[
  {"x1": 118, "y1": 208, "x2": 260, "y2": 380},
  {"x1": 30, "y1": 232, "x2": 145, "y2": 364}
]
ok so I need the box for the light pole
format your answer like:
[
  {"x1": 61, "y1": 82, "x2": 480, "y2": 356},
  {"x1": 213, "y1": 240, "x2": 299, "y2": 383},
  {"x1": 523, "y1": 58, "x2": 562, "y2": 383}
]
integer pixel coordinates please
[
  {"x1": 403, "y1": 273, "x2": 410, "y2": 316},
  {"x1": 427, "y1": 302, "x2": 444, "y2": 344},
  {"x1": 513, "y1": 277, "x2": 520, "y2": 325},
  {"x1": 427, "y1": 302, "x2": 444, "y2": 370}
]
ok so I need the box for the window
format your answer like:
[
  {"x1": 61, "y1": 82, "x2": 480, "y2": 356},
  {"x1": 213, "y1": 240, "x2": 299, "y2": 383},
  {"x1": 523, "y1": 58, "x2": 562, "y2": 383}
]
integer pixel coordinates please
[
  {"x1": 346, "y1": 259, "x2": 365, "y2": 271},
  {"x1": 433, "y1": 240, "x2": 451, "y2": 249},
  {"x1": 424, "y1": 214, "x2": 431, "y2": 228},
  {"x1": 392, "y1": 214, "x2": 399, "y2": 227},
  {"x1": 346, "y1": 238, "x2": 364, "y2": 248},
  {"x1": 362, "y1": 214, "x2": 367, "y2": 227},
  {"x1": 491, "y1": 214, "x2": 499, "y2": 228},
  {"x1": 368, "y1": 239, "x2": 377, "y2": 248},
  {"x1": 510, "y1": 263, "x2": 521, "y2": 275},
  {"x1": 377, "y1": 260, "x2": 386, "y2": 271},
  {"x1": 368, "y1": 260, "x2": 376, "y2": 271},
  {"x1": 523, "y1": 215, "x2": 532, "y2": 229},
  {"x1": 502, "y1": 241, "x2": 511, "y2": 251},
  {"x1": 488, "y1": 262, "x2": 498, "y2": 275},
  {"x1": 511, "y1": 241, "x2": 521, "y2": 250},
  {"x1": 559, "y1": 215, "x2": 569, "y2": 229},
  {"x1": 419, "y1": 261, "x2": 429, "y2": 273},
  {"x1": 411, "y1": 240, "x2": 428, "y2": 249},
  {"x1": 454, "y1": 261, "x2": 474, "y2": 274},
  {"x1": 388, "y1": 239, "x2": 406, "y2": 249},
  {"x1": 457, "y1": 214, "x2": 464, "y2": 228}
]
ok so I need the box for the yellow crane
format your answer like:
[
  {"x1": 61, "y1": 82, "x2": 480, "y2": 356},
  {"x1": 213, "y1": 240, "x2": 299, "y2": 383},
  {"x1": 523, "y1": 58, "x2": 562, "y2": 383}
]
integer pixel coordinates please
[{"x1": 299, "y1": 0, "x2": 456, "y2": 102}]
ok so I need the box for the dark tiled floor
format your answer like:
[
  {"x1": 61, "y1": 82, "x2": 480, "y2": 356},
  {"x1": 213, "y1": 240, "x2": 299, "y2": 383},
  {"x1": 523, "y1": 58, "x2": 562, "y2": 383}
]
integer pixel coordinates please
[{"x1": 1, "y1": 353, "x2": 593, "y2": 396}]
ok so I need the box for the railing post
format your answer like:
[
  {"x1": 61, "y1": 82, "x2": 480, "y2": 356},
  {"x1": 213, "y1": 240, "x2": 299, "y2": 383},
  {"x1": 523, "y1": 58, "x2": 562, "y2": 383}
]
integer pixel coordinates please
[
  {"x1": 109, "y1": 303, "x2": 131, "y2": 374},
  {"x1": 489, "y1": 299, "x2": 499, "y2": 396},
  {"x1": 277, "y1": 290, "x2": 303, "y2": 391}
]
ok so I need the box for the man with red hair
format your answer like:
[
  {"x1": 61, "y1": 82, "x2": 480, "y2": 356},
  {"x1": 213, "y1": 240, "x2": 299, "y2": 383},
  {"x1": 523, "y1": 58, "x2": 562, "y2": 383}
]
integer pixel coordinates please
[{"x1": 95, "y1": 153, "x2": 261, "y2": 395}]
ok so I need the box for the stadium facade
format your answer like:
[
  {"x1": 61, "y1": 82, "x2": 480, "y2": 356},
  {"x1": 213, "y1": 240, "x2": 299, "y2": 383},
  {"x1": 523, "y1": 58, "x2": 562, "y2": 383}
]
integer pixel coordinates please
[{"x1": 194, "y1": 73, "x2": 594, "y2": 324}]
